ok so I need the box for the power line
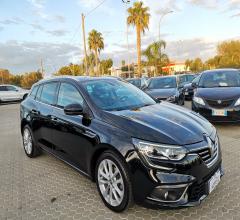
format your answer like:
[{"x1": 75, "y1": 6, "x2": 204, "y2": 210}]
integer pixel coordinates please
[{"x1": 85, "y1": 0, "x2": 108, "y2": 17}]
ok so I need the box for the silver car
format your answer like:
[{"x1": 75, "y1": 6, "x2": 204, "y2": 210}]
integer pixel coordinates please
[{"x1": 0, "y1": 85, "x2": 29, "y2": 103}]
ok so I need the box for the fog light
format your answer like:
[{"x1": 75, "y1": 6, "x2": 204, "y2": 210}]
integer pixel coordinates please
[{"x1": 149, "y1": 184, "x2": 189, "y2": 202}]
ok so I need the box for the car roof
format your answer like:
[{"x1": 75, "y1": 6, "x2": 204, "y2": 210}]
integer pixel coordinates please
[
  {"x1": 35, "y1": 76, "x2": 123, "y2": 86},
  {"x1": 151, "y1": 75, "x2": 177, "y2": 80},
  {"x1": 202, "y1": 68, "x2": 239, "y2": 74},
  {"x1": 0, "y1": 84, "x2": 17, "y2": 86}
]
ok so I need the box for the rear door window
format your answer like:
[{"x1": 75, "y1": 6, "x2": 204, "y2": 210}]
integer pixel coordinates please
[
  {"x1": 40, "y1": 83, "x2": 58, "y2": 105},
  {"x1": 6, "y1": 86, "x2": 17, "y2": 91}
]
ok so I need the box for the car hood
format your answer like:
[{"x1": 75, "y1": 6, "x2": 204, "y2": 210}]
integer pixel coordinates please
[
  {"x1": 196, "y1": 87, "x2": 240, "y2": 100},
  {"x1": 101, "y1": 102, "x2": 215, "y2": 146},
  {"x1": 145, "y1": 88, "x2": 177, "y2": 99}
]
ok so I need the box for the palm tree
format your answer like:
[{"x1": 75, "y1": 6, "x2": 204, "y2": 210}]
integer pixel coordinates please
[
  {"x1": 127, "y1": 1, "x2": 150, "y2": 78},
  {"x1": 88, "y1": 29, "x2": 104, "y2": 76},
  {"x1": 143, "y1": 40, "x2": 169, "y2": 76}
]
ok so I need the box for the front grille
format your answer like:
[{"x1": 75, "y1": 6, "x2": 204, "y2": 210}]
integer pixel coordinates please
[
  {"x1": 205, "y1": 99, "x2": 234, "y2": 108},
  {"x1": 191, "y1": 137, "x2": 219, "y2": 167}
]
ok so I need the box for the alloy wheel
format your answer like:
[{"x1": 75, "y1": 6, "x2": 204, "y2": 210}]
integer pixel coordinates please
[
  {"x1": 23, "y1": 128, "x2": 33, "y2": 155},
  {"x1": 97, "y1": 159, "x2": 125, "y2": 207}
]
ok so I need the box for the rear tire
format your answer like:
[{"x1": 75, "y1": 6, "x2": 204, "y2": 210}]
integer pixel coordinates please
[
  {"x1": 22, "y1": 94, "x2": 28, "y2": 100},
  {"x1": 22, "y1": 125, "x2": 41, "y2": 158},
  {"x1": 95, "y1": 151, "x2": 133, "y2": 212}
]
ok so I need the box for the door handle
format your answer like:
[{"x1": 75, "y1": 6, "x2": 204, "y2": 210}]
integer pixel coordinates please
[
  {"x1": 50, "y1": 116, "x2": 58, "y2": 122},
  {"x1": 31, "y1": 109, "x2": 39, "y2": 115}
]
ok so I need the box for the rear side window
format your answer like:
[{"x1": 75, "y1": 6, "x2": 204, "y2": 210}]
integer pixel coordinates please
[
  {"x1": 57, "y1": 83, "x2": 84, "y2": 108},
  {"x1": 36, "y1": 85, "x2": 43, "y2": 101},
  {"x1": 40, "y1": 83, "x2": 58, "y2": 105},
  {"x1": 6, "y1": 86, "x2": 17, "y2": 91},
  {"x1": 30, "y1": 86, "x2": 38, "y2": 98},
  {"x1": 0, "y1": 86, "x2": 7, "y2": 91}
]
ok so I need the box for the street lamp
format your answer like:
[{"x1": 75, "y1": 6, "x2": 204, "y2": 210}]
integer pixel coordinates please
[{"x1": 158, "y1": 10, "x2": 173, "y2": 41}]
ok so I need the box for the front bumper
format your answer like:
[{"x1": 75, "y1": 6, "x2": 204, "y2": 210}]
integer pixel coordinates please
[
  {"x1": 192, "y1": 101, "x2": 240, "y2": 122},
  {"x1": 128, "y1": 138, "x2": 223, "y2": 208},
  {"x1": 145, "y1": 162, "x2": 223, "y2": 208},
  {"x1": 184, "y1": 89, "x2": 194, "y2": 99}
]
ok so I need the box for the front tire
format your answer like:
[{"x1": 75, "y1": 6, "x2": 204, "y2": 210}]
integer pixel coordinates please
[
  {"x1": 95, "y1": 151, "x2": 133, "y2": 212},
  {"x1": 22, "y1": 125, "x2": 40, "y2": 158}
]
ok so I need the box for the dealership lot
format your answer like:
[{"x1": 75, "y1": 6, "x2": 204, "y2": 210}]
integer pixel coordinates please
[{"x1": 0, "y1": 103, "x2": 240, "y2": 220}]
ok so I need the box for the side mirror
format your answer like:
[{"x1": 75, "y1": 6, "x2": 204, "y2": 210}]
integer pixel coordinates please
[
  {"x1": 64, "y1": 103, "x2": 83, "y2": 116},
  {"x1": 192, "y1": 82, "x2": 197, "y2": 88}
]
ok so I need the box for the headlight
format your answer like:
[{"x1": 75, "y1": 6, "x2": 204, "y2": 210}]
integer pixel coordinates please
[
  {"x1": 132, "y1": 138, "x2": 187, "y2": 163},
  {"x1": 166, "y1": 95, "x2": 176, "y2": 102},
  {"x1": 193, "y1": 96, "x2": 205, "y2": 105},
  {"x1": 234, "y1": 98, "x2": 240, "y2": 106}
]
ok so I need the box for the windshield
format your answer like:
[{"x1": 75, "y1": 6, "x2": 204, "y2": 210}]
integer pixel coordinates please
[
  {"x1": 82, "y1": 79, "x2": 156, "y2": 111},
  {"x1": 128, "y1": 79, "x2": 141, "y2": 87},
  {"x1": 148, "y1": 77, "x2": 177, "y2": 89},
  {"x1": 199, "y1": 71, "x2": 240, "y2": 88}
]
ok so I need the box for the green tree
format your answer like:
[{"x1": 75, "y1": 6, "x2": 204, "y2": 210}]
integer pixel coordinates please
[
  {"x1": 143, "y1": 40, "x2": 169, "y2": 76},
  {"x1": 0, "y1": 69, "x2": 11, "y2": 84},
  {"x1": 69, "y1": 63, "x2": 84, "y2": 76},
  {"x1": 10, "y1": 75, "x2": 23, "y2": 87},
  {"x1": 100, "y1": 59, "x2": 113, "y2": 75},
  {"x1": 57, "y1": 66, "x2": 72, "y2": 75},
  {"x1": 127, "y1": 1, "x2": 150, "y2": 77},
  {"x1": 186, "y1": 58, "x2": 205, "y2": 72},
  {"x1": 21, "y1": 71, "x2": 43, "y2": 89},
  {"x1": 185, "y1": 59, "x2": 192, "y2": 71},
  {"x1": 88, "y1": 29, "x2": 104, "y2": 76},
  {"x1": 216, "y1": 40, "x2": 240, "y2": 68}
]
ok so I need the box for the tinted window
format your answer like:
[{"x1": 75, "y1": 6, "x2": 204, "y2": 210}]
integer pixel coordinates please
[
  {"x1": 57, "y1": 83, "x2": 84, "y2": 108},
  {"x1": 199, "y1": 71, "x2": 240, "y2": 88},
  {"x1": 192, "y1": 75, "x2": 201, "y2": 84},
  {"x1": 30, "y1": 86, "x2": 38, "y2": 98},
  {"x1": 187, "y1": 75, "x2": 195, "y2": 82},
  {"x1": 128, "y1": 79, "x2": 141, "y2": 87},
  {"x1": 36, "y1": 85, "x2": 43, "y2": 101},
  {"x1": 148, "y1": 77, "x2": 177, "y2": 89},
  {"x1": 0, "y1": 86, "x2": 7, "y2": 91},
  {"x1": 6, "y1": 86, "x2": 17, "y2": 91},
  {"x1": 83, "y1": 80, "x2": 155, "y2": 111},
  {"x1": 40, "y1": 83, "x2": 58, "y2": 105}
]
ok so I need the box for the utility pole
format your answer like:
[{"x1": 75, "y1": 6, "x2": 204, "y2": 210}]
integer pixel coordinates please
[
  {"x1": 40, "y1": 59, "x2": 44, "y2": 78},
  {"x1": 125, "y1": 1, "x2": 130, "y2": 78},
  {"x1": 82, "y1": 13, "x2": 88, "y2": 76},
  {"x1": 158, "y1": 10, "x2": 173, "y2": 75}
]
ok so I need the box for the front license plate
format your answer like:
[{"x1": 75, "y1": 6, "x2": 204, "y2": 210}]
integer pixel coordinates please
[
  {"x1": 212, "y1": 109, "x2": 227, "y2": 116},
  {"x1": 185, "y1": 92, "x2": 189, "y2": 95},
  {"x1": 208, "y1": 170, "x2": 221, "y2": 194}
]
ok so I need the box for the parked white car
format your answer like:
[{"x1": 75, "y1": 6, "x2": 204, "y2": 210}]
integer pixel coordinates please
[{"x1": 0, "y1": 85, "x2": 29, "y2": 103}]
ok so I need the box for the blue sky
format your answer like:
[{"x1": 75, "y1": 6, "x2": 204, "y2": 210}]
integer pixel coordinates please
[{"x1": 0, "y1": 0, "x2": 240, "y2": 75}]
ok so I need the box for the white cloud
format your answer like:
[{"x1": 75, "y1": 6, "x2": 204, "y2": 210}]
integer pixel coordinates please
[{"x1": 0, "y1": 41, "x2": 82, "y2": 75}]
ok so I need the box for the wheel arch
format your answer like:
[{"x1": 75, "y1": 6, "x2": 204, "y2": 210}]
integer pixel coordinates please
[
  {"x1": 21, "y1": 119, "x2": 29, "y2": 134},
  {"x1": 89, "y1": 143, "x2": 127, "y2": 181}
]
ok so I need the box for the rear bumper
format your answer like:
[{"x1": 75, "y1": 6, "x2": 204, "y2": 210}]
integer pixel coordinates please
[{"x1": 192, "y1": 102, "x2": 240, "y2": 122}]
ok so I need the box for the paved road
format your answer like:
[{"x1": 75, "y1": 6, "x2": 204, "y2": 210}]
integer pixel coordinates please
[{"x1": 0, "y1": 103, "x2": 240, "y2": 220}]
